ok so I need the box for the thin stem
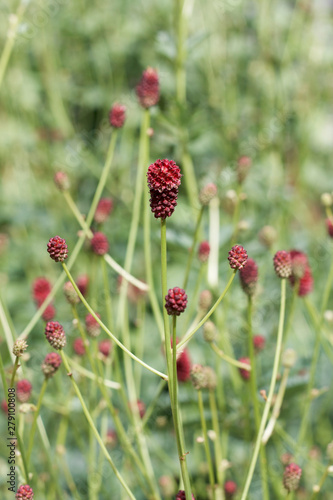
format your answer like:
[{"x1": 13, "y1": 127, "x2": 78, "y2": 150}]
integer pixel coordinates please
[
  {"x1": 27, "y1": 378, "x2": 48, "y2": 465},
  {"x1": 309, "y1": 465, "x2": 333, "y2": 500},
  {"x1": 262, "y1": 367, "x2": 290, "y2": 445},
  {"x1": 240, "y1": 278, "x2": 287, "y2": 500},
  {"x1": 62, "y1": 262, "x2": 167, "y2": 380},
  {"x1": 211, "y1": 343, "x2": 251, "y2": 371},
  {"x1": 208, "y1": 390, "x2": 223, "y2": 488},
  {"x1": 177, "y1": 270, "x2": 237, "y2": 352},
  {"x1": 183, "y1": 206, "x2": 204, "y2": 290},
  {"x1": 60, "y1": 351, "x2": 136, "y2": 499},
  {"x1": 208, "y1": 197, "x2": 220, "y2": 289},
  {"x1": 9, "y1": 357, "x2": 20, "y2": 388},
  {"x1": 198, "y1": 390, "x2": 215, "y2": 498}
]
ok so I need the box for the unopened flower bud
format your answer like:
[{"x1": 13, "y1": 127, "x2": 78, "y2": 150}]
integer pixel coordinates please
[
  {"x1": 203, "y1": 321, "x2": 217, "y2": 343},
  {"x1": 283, "y1": 463, "x2": 302, "y2": 492},
  {"x1": 13, "y1": 339, "x2": 28, "y2": 357},
  {"x1": 54, "y1": 171, "x2": 70, "y2": 191},
  {"x1": 282, "y1": 348, "x2": 297, "y2": 368},
  {"x1": 258, "y1": 225, "x2": 277, "y2": 248},
  {"x1": 198, "y1": 290, "x2": 212, "y2": 312},
  {"x1": 199, "y1": 183, "x2": 217, "y2": 206}
]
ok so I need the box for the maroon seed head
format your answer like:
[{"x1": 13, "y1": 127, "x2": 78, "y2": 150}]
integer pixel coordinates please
[
  {"x1": 109, "y1": 104, "x2": 126, "y2": 128},
  {"x1": 91, "y1": 232, "x2": 109, "y2": 256},
  {"x1": 44, "y1": 321, "x2": 66, "y2": 350},
  {"x1": 42, "y1": 352, "x2": 62, "y2": 378},
  {"x1": 165, "y1": 287, "x2": 188, "y2": 316},
  {"x1": 47, "y1": 236, "x2": 68, "y2": 263},
  {"x1": 228, "y1": 245, "x2": 248, "y2": 270},
  {"x1": 136, "y1": 67, "x2": 159, "y2": 108}
]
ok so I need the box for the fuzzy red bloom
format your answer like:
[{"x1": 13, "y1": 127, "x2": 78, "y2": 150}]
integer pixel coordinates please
[
  {"x1": 239, "y1": 258, "x2": 258, "y2": 296},
  {"x1": 42, "y1": 352, "x2": 62, "y2": 378},
  {"x1": 42, "y1": 303, "x2": 56, "y2": 322},
  {"x1": 91, "y1": 232, "x2": 109, "y2": 255},
  {"x1": 294, "y1": 266, "x2": 314, "y2": 296},
  {"x1": 253, "y1": 335, "x2": 265, "y2": 353},
  {"x1": 44, "y1": 321, "x2": 66, "y2": 350},
  {"x1": 237, "y1": 155, "x2": 251, "y2": 183},
  {"x1": 85, "y1": 313, "x2": 101, "y2": 338},
  {"x1": 16, "y1": 485, "x2": 34, "y2": 499},
  {"x1": 228, "y1": 245, "x2": 248, "y2": 270},
  {"x1": 177, "y1": 349, "x2": 191, "y2": 382},
  {"x1": 289, "y1": 250, "x2": 313, "y2": 296},
  {"x1": 274, "y1": 250, "x2": 292, "y2": 278},
  {"x1": 326, "y1": 218, "x2": 333, "y2": 238},
  {"x1": 73, "y1": 338, "x2": 86, "y2": 356},
  {"x1": 54, "y1": 171, "x2": 70, "y2": 191},
  {"x1": 147, "y1": 159, "x2": 182, "y2": 192},
  {"x1": 98, "y1": 339, "x2": 112, "y2": 357},
  {"x1": 47, "y1": 236, "x2": 68, "y2": 262},
  {"x1": 199, "y1": 183, "x2": 217, "y2": 205},
  {"x1": 109, "y1": 104, "x2": 126, "y2": 128},
  {"x1": 76, "y1": 274, "x2": 89, "y2": 296},
  {"x1": 17, "y1": 379, "x2": 32, "y2": 403},
  {"x1": 198, "y1": 241, "x2": 210, "y2": 262},
  {"x1": 289, "y1": 250, "x2": 308, "y2": 279},
  {"x1": 238, "y1": 357, "x2": 251, "y2": 380},
  {"x1": 224, "y1": 480, "x2": 237, "y2": 498},
  {"x1": 176, "y1": 490, "x2": 195, "y2": 500},
  {"x1": 283, "y1": 463, "x2": 302, "y2": 492},
  {"x1": 149, "y1": 187, "x2": 179, "y2": 219},
  {"x1": 94, "y1": 197, "x2": 114, "y2": 224},
  {"x1": 165, "y1": 287, "x2": 188, "y2": 316},
  {"x1": 136, "y1": 67, "x2": 159, "y2": 108},
  {"x1": 32, "y1": 277, "x2": 52, "y2": 305}
]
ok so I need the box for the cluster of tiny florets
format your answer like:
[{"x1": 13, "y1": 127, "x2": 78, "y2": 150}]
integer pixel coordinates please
[
  {"x1": 91, "y1": 232, "x2": 109, "y2": 255},
  {"x1": 198, "y1": 241, "x2": 210, "y2": 262},
  {"x1": 15, "y1": 484, "x2": 34, "y2": 499},
  {"x1": 289, "y1": 249, "x2": 313, "y2": 296},
  {"x1": 63, "y1": 281, "x2": 80, "y2": 305},
  {"x1": 17, "y1": 379, "x2": 32, "y2": 403},
  {"x1": 42, "y1": 352, "x2": 62, "y2": 378},
  {"x1": 283, "y1": 463, "x2": 302, "y2": 492},
  {"x1": 109, "y1": 104, "x2": 126, "y2": 128},
  {"x1": 228, "y1": 245, "x2": 248, "y2": 270},
  {"x1": 12, "y1": 339, "x2": 28, "y2": 357},
  {"x1": 165, "y1": 287, "x2": 188, "y2": 316},
  {"x1": 47, "y1": 236, "x2": 68, "y2": 262},
  {"x1": 239, "y1": 258, "x2": 258, "y2": 296},
  {"x1": 147, "y1": 159, "x2": 182, "y2": 219},
  {"x1": 136, "y1": 67, "x2": 159, "y2": 108},
  {"x1": 73, "y1": 338, "x2": 86, "y2": 356},
  {"x1": 273, "y1": 250, "x2": 292, "y2": 278},
  {"x1": 85, "y1": 313, "x2": 101, "y2": 338},
  {"x1": 98, "y1": 339, "x2": 112, "y2": 357},
  {"x1": 94, "y1": 198, "x2": 113, "y2": 224},
  {"x1": 32, "y1": 277, "x2": 52, "y2": 305},
  {"x1": 44, "y1": 321, "x2": 66, "y2": 350},
  {"x1": 175, "y1": 490, "x2": 195, "y2": 499}
]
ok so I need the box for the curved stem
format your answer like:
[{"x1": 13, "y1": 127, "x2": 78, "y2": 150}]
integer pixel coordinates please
[
  {"x1": 211, "y1": 343, "x2": 251, "y2": 371},
  {"x1": 240, "y1": 279, "x2": 287, "y2": 500}
]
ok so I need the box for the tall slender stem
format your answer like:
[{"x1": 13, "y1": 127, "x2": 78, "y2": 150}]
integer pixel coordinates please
[
  {"x1": 183, "y1": 206, "x2": 204, "y2": 290},
  {"x1": 27, "y1": 378, "x2": 48, "y2": 465},
  {"x1": 198, "y1": 390, "x2": 215, "y2": 498}
]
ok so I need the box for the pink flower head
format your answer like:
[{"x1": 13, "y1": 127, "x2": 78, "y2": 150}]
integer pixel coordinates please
[
  {"x1": 76, "y1": 274, "x2": 89, "y2": 297},
  {"x1": 273, "y1": 250, "x2": 292, "y2": 278},
  {"x1": 98, "y1": 339, "x2": 112, "y2": 357},
  {"x1": 238, "y1": 357, "x2": 251, "y2": 380},
  {"x1": 253, "y1": 335, "x2": 265, "y2": 353},
  {"x1": 228, "y1": 245, "x2": 248, "y2": 270},
  {"x1": 44, "y1": 321, "x2": 66, "y2": 350},
  {"x1": 136, "y1": 67, "x2": 159, "y2": 108},
  {"x1": 198, "y1": 241, "x2": 210, "y2": 262},
  {"x1": 85, "y1": 313, "x2": 101, "y2": 338},
  {"x1": 91, "y1": 232, "x2": 109, "y2": 255},
  {"x1": 94, "y1": 198, "x2": 114, "y2": 224},
  {"x1": 73, "y1": 338, "x2": 86, "y2": 356},
  {"x1": 237, "y1": 155, "x2": 251, "y2": 183},
  {"x1": 17, "y1": 379, "x2": 32, "y2": 403},
  {"x1": 47, "y1": 236, "x2": 68, "y2": 262},
  {"x1": 32, "y1": 277, "x2": 52, "y2": 305},
  {"x1": 239, "y1": 257, "x2": 258, "y2": 296},
  {"x1": 224, "y1": 480, "x2": 237, "y2": 498},
  {"x1": 176, "y1": 490, "x2": 195, "y2": 500},
  {"x1": 147, "y1": 159, "x2": 182, "y2": 192},
  {"x1": 42, "y1": 352, "x2": 62, "y2": 378},
  {"x1": 109, "y1": 104, "x2": 126, "y2": 128},
  {"x1": 54, "y1": 171, "x2": 70, "y2": 191},
  {"x1": 326, "y1": 218, "x2": 333, "y2": 238},
  {"x1": 42, "y1": 303, "x2": 56, "y2": 322},
  {"x1": 16, "y1": 484, "x2": 34, "y2": 499},
  {"x1": 289, "y1": 250, "x2": 313, "y2": 296},
  {"x1": 165, "y1": 287, "x2": 188, "y2": 316},
  {"x1": 129, "y1": 399, "x2": 146, "y2": 418},
  {"x1": 283, "y1": 463, "x2": 302, "y2": 492}
]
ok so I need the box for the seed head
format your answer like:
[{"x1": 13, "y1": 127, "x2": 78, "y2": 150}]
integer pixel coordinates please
[
  {"x1": 17, "y1": 379, "x2": 32, "y2": 403},
  {"x1": 54, "y1": 171, "x2": 70, "y2": 191},
  {"x1": 77, "y1": 274, "x2": 89, "y2": 296},
  {"x1": 32, "y1": 277, "x2": 52, "y2": 305},
  {"x1": 47, "y1": 236, "x2": 68, "y2": 263},
  {"x1": 109, "y1": 104, "x2": 126, "y2": 128},
  {"x1": 44, "y1": 321, "x2": 66, "y2": 350},
  {"x1": 253, "y1": 335, "x2": 265, "y2": 353},
  {"x1": 42, "y1": 352, "x2": 62, "y2": 378},
  {"x1": 228, "y1": 245, "x2": 248, "y2": 270},
  {"x1": 147, "y1": 159, "x2": 182, "y2": 192},
  {"x1": 190, "y1": 364, "x2": 207, "y2": 390},
  {"x1": 204, "y1": 366, "x2": 217, "y2": 390},
  {"x1": 176, "y1": 490, "x2": 195, "y2": 499},
  {"x1": 98, "y1": 339, "x2": 112, "y2": 357},
  {"x1": 136, "y1": 67, "x2": 159, "y2": 108},
  {"x1": 198, "y1": 290, "x2": 213, "y2": 312},
  {"x1": 42, "y1": 303, "x2": 56, "y2": 322},
  {"x1": 203, "y1": 321, "x2": 217, "y2": 343},
  {"x1": 273, "y1": 250, "x2": 292, "y2": 278},
  {"x1": 63, "y1": 281, "x2": 80, "y2": 305},
  {"x1": 289, "y1": 250, "x2": 308, "y2": 279},
  {"x1": 91, "y1": 232, "x2": 109, "y2": 255},
  {"x1": 326, "y1": 218, "x2": 333, "y2": 238},
  {"x1": 73, "y1": 338, "x2": 86, "y2": 356},
  {"x1": 149, "y1": 187, "x2": 179, "y2": 219},
  {"x1": 258, "y1": 225, "x2": 277, "y2": 248},
  {"x1": 85, "y1": 313, "x2": 101, "y2": 338},
  {"x1": 16, "y1": 485, "x2": 34, "y2": 499},
  {"x1": 237, "y1": 155, "x2": 251, "y2": 183},
  {"x1": 224, "y1": 480, "x2": 237, "y2": 498},
  {"x1": 239, "y1": 258, "x2": 258, "y2": 296},
  {"x1": 199, "y1": 183, "x2": 217, "y2": 205},
  {"x1": 13, "y1": 339, "x2": 28, "y2": 357},
  {"x1": 94, "y1": 198, "x2": 113, "y2": 224},
  {"x1": 165, "y1": 287, "x2": 188, "y2": 316},
  {"x1": 283, "y1": 463, "x2": 302, "y2": 492},
  {"x1": 198, "y1": 241, "x2": 210, "y2": 262},
  {"x1": 238, "y1": 357, "x2": 251, "y2": 380},
  {"x1": 282, "y1": 348, "x2": 297, "y2": 368}
]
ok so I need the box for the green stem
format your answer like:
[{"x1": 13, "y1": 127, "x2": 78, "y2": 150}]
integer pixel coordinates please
[
  {"x1": 161, "y1": 219, "x2": 192, "y2": 498},
  {"x1": 183, "y1": 206, "x2": 204, "y2": 289},
  {"x1": 9, "y1": 357, "x2": 20, "y2": 388},
  {"x1": 240, "y1": 279, "x2": 287, "y2": 500},
  {"x1": 198, "y1": 390, "x2": 215, "y2": 498},
  {"x1": 60, "y1": 351, "x2": 136, "y2": 499},
  {"x1": 208, "y1": 390, "x2": 223, "y2": 488},
  {"x1": 62, "y1": 262, "x2": 167, "y2": 380},
  {"x1": 262, "y1": 367, "x2": 290, "y2": 445},
  {"x1": 211, "y1": 343, "x2": 251, "y2": 371},
  {"x1": 27, "y1": 378, "x2": 48, "y2": 465},
  {"x1": 177, "y1": 270, "x2": 237, "y2": 352},
  {"x1": 309, "y1": 464, "x2": 332, "y2": 500}
]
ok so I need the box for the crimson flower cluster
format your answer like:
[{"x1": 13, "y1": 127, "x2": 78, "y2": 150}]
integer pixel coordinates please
[
  {"x1": 42, "y1": 352, "x2": 62, "y2": 378},
  {"x1": 136, "y1": 67, "x2": 159, "y2": 108},
  {"x1": 32, "y1": 277, "x2": 56, "y2": 321},
  {"x1": 147, "y1": 159, "x2": 182, "y2": 219},
  {"x1": 109, "y1": 104, "x2": 126, "y2": 128},
  {"x1": 239, "y1": 258, "x2": 258, "y2": 296}
]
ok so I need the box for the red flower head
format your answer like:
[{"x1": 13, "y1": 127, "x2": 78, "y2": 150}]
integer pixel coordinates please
[
  {"x1": 32, "y1": 277, "x2": 52, "y2": 305},
  {"x1": 136, "y1": 67, "x2": 159, "y2": 108},
  {"x1": 106, "y1": 429, "x2": 117, "y2": 448},
  {"x1": 165, "y1": 287, "x2": 188, "y2": 316},
  {"x1": 289, "y1": 250, "x2": 313, "y2": 296},
  {"x1": 239, "y1": 258, "x2": 258, "y2": 296},
  {"x1": 85, "y1": 313, "x2": 101, "y2": 338},
  {"x1": 228, "y1": 245, "x2": 248, "y2": 270},
  {"x1": 149, "y1": 188, "x2": 179, "y2": 219},
  {"x1": 76, "y1": 274, "x2": 89, "y2": 296},
  {"x1": 198, "y1": 241, "x2": 210, "y2": 262},
  {"x1": 63, "y1": 281, "x2": 80, "y2": 305},
  {"x1": 42, "y1": 303, "x2": 56, "y2": 322},
  {"x1": 283, "y1": 463, "x2": 302, "y2": 492},
  {"x1": 289, "y1": 250, "x2": 308, "y2": 279},
  {"x1": 73, "y1": 338, "x2": 86, "y2": 356},
  {"x1": 109, "y1": 104, "x2": 126, "y2": 128},
  {"x1": 17, "y1": 380, "x2": 32, "y2": 403},
  {"x1": 176, "y1": 490, "x2": 195, "y2": 500},
  {"x1": 42, "y1": 352, "x2": 62, "y2": 378},
  {"x1": 44, "y1": 321, "x2": 66, "y2": 350},
  {"x1": 326, "y1": 218, "x2": 333, "y2": 238},
  {"x1": 238, "y1": 357, "x2": 251, "y2": 380},
  {"x1": 54, "y1": 171, "x2": 70, "y2": 191},
  {"x1": 273, "y1": 250, "x2": 292, "y2": 278},
  {"x1": 47, "y1": 236, "x2": 68, "y2": 262},
  {"x1": 237, "y1": 155, "x2": 252, "y2": 183},
  {"x1": 224, "y1": 480, "x2": 237, "y2": 498},
  {"x1": 147, "y1": 159, "x2": 182, "y2": 193},
  {"x1": 16, "y1": 485, "x2": 34, "y2": 499},
  {"x1": 98, "y1": 339, "x2": 112, "y2": 357},
  {"x1": 253, "y1": 335, "x2": 265, "y2": 353},
  {"x1": 94, "y1": 198, "x2": 114, "y2": 224},
  {"x1": 91, "y1": 232, "x2": 109, "y2": 255}
]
